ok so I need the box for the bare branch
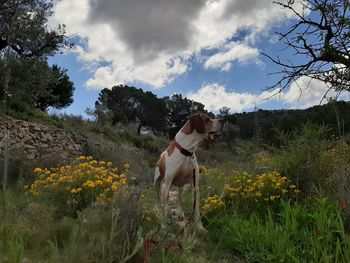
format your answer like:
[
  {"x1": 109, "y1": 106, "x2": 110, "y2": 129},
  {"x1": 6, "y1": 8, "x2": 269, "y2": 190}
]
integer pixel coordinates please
[{"x1": 264, "y1": 0, "x2": 350, "y2": 93}]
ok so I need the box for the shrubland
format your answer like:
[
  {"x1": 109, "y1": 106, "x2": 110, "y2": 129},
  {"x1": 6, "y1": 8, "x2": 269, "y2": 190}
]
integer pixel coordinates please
[{"x1": 1, "y1": 111, "x2": 350, "y2": 262}]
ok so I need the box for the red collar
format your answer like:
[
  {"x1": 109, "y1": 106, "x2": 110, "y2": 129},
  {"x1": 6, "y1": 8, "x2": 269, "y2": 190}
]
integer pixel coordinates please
[{"x1": 174, "y1": 140, "x2": 193, "y2": 157}]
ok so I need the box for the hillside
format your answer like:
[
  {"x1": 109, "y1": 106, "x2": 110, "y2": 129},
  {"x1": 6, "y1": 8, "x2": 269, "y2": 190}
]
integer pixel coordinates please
[
  {"x1": 1, "y1": 112, "x2": 350, "y2": 262},
  {"x1": 229, "y1": 100, "x2": 350, "y2": 144}
]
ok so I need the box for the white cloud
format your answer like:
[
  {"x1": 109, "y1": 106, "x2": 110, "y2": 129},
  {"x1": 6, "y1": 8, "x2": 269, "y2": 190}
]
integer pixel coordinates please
[
  {"x1": 187, "y1": 83, "x2": 278, "y2": 112},
  {"x1": 282, "y1": 76, "x2": 349, "y2": 108},
  {"x1": 50, "y1": 0, "x2": 304, "y2": 89},
  {"x1": 204, "y1": 43, "x2": 260, "y2": 71},
  {"x1": 187, "y1": 78, "x2": 350, "y2": 113}
]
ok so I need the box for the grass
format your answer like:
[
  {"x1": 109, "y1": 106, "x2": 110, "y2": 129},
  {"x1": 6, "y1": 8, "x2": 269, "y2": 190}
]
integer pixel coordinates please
[
  {"x1": 206, "y1": 198, "x2": 350, "y2": 263},
  {"x1": 1, "y1": 115, "x2": 350, "y2": 262}
]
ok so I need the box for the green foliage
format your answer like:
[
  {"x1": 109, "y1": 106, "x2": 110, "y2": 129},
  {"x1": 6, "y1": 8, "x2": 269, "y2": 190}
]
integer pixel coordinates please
[
  {"x1": 0, "y1": 57, "x2": 74, "y2": 111},
  {"x1": 0, "y1": 184, "x2": 145, "y2": 263},
  {"x1": 2, "y1": 109, "x2": 350, "y2": 263},
  {"x1": 95, "y1": 85, "x2": 169, "y2": 134},
  {"x1": 37, "y1": 65, "x2": 74, "y2": 110},
  {"x1": 49, "y1": 188, "x2": 144, "y2": 263},
  {"x1": 206, "y1": 198, "x2": 350, "y2": 263},
  {"x1": 0, "y1": 234, "x2": 24, "y2": 263},
  {"x1": 79, "y1": 188, "x2": 143, "y2": 263},
  {"x1": 94, "y1": 86, "x2": 208, "y2": 137},
  {"x1": 165, "y1": 93, "x2": 207, "y2": 138},
  {"x1": 319, "y1": 140, "x2": 350, "y2": 223},
  {"x1": 0, "y1": 0, "x2": 70, "y2": 58},
  {"x1": 274, "y1": 123, "x2": 331, "y2": 193},
  {"x1": 228, "y1": 100, "x2": 350, "y2": 144},
  {"x1": 0, "y1": 190, "x2": 66, "y2": 262}
]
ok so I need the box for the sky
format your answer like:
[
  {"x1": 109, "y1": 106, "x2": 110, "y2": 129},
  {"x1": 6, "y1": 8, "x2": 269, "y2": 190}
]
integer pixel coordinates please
[{"x1": 48, "y1": 0, "x2": 350, "y2": 116}]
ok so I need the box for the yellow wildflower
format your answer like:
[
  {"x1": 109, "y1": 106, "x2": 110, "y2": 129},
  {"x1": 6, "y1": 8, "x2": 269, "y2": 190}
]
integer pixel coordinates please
[
  {"x1": 106, "y1": 176, "x2": 113, "y2": 183},
  {"x1": 83, "y1": 180, "x2": 96, "y2": 188},
  {"x1": 111, "y1": 182, "x2": 120, "y2": 191},
  {"x1": 95, "y1": 180, "x2": 103, "y2": 186},
  {"x1": 34, "y1": 168, "x2": 42, "y2": 174}
]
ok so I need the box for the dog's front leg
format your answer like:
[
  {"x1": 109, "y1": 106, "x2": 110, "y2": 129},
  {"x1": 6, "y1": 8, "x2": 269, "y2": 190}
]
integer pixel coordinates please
[{"x1": 193, "y1": 164, "x2": 207, "y2": 235}]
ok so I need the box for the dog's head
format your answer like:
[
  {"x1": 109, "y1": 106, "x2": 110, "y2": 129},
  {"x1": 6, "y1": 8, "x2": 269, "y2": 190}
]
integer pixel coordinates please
[{"x1": 181, "y1": 113, "x2": 224, "y2": 142}]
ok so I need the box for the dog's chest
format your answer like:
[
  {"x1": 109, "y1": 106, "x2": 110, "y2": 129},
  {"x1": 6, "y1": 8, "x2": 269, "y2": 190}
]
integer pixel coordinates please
[{"x1": 172, "y1": 159, "x2": 196, "y2": 186}]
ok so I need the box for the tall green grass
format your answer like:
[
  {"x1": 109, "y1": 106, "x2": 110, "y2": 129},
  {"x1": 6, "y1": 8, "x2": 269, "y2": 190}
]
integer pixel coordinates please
[{"x1": 206, "y1": 198, "x2": 350, "y2": 263}]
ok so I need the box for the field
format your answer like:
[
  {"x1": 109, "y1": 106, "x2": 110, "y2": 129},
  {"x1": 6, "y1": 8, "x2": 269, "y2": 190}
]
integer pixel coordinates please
[{"x1": 1, "y1": 118, "x2": 350, "y2": 263}]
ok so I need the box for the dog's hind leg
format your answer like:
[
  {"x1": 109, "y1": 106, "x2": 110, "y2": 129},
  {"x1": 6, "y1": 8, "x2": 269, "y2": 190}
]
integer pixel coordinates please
[
  {"x1": 154, "y1": 167, "x2": 162, "y2": 205},
  {"x1": 161, "y1": 181, "x2": 171, "y2": 217}
]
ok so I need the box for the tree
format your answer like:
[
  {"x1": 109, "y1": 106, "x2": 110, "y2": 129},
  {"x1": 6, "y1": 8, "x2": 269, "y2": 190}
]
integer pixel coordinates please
[
  {"x1": 95, "y1": 85, "x2": 169, "y2": 134},
  {"x1": 0, "y1": 0, "x2": 70, "y2": 58},
  {"x1": 0, "y1": 57, "x2": 74, "y2": 110},
  {"x1": 219, "y1": 106, "x2": 230, "y2": 117},
  {"x1": 164, "y1": 94, "x2": 208, "y2": 138},
  {"x1": 36, "y1": 65, "x2": 74, "y2": 110},
  {"x1": 263, "y1": 0, "x2": 350, "y2": 93}
]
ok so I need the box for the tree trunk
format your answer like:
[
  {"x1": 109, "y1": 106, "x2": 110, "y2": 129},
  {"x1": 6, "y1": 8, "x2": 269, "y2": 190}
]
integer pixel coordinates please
[
  {"x1": 0, "y1": 38, "x2": 7, "y2": 52},
  {"x1": 137, "y1": 124, "x2": 142, "y2": 135}
]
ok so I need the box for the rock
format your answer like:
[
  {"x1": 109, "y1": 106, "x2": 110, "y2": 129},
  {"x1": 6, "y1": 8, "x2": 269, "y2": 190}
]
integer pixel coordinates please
[
  {"x1": 24, "y1": 144, "x2": 36, "y2": 150},
  {"x1": 44, "y1": 134, "x2": 53, "y2": 142},
  {"x1": 27, "y1": 153, "x2": 35, "y2": 159},
  {"x1": 0, "y1": 117, "x2": 86, "y2": 161}
]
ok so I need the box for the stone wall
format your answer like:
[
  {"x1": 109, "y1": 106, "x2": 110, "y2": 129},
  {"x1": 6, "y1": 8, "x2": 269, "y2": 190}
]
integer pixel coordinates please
[{"x1": 0, "y1": 117, "x2": 87, "y2": 161}]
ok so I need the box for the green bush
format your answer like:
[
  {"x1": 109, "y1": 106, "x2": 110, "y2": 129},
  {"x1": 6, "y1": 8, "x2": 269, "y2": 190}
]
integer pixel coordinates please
[
  {"x1": 274, "y1": 123, "x2": 331, "y2": 194},
  {"x1": 320, "y1": 140, "x2": 350, "y2": 225},
  {"x1": 47, "y1": 187, "x2": 144, "y2": 263}
]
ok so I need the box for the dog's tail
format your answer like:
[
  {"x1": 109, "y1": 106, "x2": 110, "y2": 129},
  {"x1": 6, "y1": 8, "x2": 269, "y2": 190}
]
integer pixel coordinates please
[{"x1": 153, "y1": 166, "x2": 161, "y2": 185}]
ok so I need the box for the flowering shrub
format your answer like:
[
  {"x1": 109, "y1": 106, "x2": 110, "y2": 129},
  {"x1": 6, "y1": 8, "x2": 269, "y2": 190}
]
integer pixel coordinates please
[
  {"x1": 201, "y1": 166, "x2": 232, "y2": 196},
  {"x1": 223, "y1": 171, "x2": 297, "y2": 205},
  {"x1": 202, "y1": 195, "x2": 225, "y2": 214},
  {"x1": 26, "y1": 156, "x2": 129, "y2": 216}
]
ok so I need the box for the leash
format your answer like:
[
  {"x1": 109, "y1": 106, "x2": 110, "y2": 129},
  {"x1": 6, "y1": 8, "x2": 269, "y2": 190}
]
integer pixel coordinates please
[
  {"x1": 144, "y1": 238, "x2": 157, "y2": 263},
  {"x1": 173, "y1": 140, "x2": 196, "y2": 210},
  {"x1": 192, "y1": 166, "x2": 196, "y2": 210}
]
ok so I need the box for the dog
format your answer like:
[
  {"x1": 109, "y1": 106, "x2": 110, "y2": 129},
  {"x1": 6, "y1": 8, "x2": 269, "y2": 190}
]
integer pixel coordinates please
[{"x1": 154, "y1": 113, "x2": 224, "y2": 234}]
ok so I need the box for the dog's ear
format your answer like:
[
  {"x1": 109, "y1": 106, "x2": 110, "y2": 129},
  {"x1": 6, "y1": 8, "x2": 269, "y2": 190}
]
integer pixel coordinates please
[{"x1": 190, "y1": 114, "x2": 206, "y2": 134}]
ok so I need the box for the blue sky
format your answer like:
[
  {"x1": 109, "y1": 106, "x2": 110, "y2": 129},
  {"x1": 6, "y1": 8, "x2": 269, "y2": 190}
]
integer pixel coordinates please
[{"x1": 48, "y1": 0, "x2": 349, "y2": 116}]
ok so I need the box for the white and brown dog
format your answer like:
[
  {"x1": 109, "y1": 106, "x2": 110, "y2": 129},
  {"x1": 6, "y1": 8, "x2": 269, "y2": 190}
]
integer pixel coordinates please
[{"x1": 154, "y1": 113, "x2": 224, "y2": 234}]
